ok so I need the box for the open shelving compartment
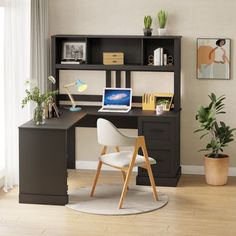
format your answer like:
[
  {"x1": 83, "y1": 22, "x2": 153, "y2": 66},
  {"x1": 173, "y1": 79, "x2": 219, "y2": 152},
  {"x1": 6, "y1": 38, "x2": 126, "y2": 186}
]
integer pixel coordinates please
[
  {"x1": 87, "y1": 37, "x2": 142, "y2": 65},
  {"x1": 52, "y1": 34, "x2": 181, "y2": 110},
  {"x1": 52, "y1": 35, "x2": 178, "y2": 72}
]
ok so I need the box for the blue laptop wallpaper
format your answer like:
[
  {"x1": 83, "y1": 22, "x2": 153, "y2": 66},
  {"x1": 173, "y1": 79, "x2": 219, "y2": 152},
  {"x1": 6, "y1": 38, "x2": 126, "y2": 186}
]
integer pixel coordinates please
[{"x1": 104, "y1": 89, "x2": 131, "y2": 106}]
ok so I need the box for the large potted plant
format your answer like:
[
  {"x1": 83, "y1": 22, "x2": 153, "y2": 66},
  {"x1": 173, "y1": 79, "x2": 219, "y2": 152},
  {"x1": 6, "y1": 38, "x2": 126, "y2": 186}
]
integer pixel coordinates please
[{"x1": 194, "y1": 93, "x2": 236, "y2": 185}]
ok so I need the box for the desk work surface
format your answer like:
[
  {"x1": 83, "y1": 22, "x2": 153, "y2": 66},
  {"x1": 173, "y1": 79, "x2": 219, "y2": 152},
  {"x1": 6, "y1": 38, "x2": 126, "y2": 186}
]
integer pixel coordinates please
[{"x1": 19, "y1": 106, "x2": 179, "y2": 130}]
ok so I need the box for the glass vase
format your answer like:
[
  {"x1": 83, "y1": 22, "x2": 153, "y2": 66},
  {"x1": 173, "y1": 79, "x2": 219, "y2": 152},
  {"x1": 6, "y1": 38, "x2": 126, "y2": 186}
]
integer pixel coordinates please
[{"x1": 33, "y1": 103, "x2": 45, "y2": 125}]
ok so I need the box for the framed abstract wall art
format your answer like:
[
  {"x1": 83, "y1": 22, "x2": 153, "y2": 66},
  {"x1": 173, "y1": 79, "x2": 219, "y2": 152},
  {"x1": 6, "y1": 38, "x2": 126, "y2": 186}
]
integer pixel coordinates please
[{"x1": 197, "y1": 38, "x2": 230, "y2": 80}]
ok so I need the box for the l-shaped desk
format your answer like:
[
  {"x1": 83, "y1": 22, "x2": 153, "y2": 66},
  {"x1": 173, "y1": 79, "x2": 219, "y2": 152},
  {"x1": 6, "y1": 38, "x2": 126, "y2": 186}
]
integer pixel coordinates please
[{"x1": 19, "y1": 106, "x2": 181, "y2": 205}]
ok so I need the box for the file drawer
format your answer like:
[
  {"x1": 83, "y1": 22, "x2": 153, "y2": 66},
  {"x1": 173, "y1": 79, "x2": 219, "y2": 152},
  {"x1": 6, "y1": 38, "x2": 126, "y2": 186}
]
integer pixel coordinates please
[{"x1": 137, "y1": 115, "x2": 180, "y2": 180}]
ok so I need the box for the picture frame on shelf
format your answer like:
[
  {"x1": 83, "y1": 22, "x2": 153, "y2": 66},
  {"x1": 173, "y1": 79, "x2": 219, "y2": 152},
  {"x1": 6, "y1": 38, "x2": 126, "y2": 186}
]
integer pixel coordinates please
[
  {"x1": 52, "y1": 103, "x2": 60, "y2": 118},
  {"x1": 155, "y1": 93, "x2": 174, "y2": 111},
  {"x1": 197, "y1": 38, "x2": 231, "y2": 80},
  {"x1": 62, "y1": 41, "x2": 86, "y2": 62}
]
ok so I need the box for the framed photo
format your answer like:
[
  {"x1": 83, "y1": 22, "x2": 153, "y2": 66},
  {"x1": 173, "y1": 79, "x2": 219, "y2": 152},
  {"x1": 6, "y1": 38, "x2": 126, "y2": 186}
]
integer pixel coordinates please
[
  {"x1": 155, "y1": 93, "x2": 174, "y2": 111},
  {"x1": 52, "y1": 103, "x2": 60, "y2": 118},
  {"x1": 197, "y1": 38, "x2": 230, "y2": 80},
  {"x1": 62, "y1": 42, "x2": 86, "y2": 61}
]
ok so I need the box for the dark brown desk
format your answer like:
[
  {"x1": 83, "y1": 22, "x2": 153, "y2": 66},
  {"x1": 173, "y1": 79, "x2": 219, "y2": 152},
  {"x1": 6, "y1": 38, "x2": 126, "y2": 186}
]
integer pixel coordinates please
[{"x1": 19, "y1": 106, "x2": 181, "y2": 205}]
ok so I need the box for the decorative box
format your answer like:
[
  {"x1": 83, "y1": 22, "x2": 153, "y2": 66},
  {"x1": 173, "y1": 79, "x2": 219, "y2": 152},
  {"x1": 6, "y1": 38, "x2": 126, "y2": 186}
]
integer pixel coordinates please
[{"x1": 103, "y1": 52, "x2": 124, "y2": 65}]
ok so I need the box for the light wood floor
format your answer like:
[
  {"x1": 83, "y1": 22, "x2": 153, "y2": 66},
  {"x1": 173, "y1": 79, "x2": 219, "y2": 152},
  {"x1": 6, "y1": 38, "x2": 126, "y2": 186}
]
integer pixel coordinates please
[{"x1": 1, "y1": 170, "x2": 236, "y2": 236}]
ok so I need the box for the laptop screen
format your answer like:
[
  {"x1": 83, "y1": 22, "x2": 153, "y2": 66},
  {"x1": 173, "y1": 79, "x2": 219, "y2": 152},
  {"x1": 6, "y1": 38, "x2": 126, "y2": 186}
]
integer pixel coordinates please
[{"x1": 103, "y1": 88, "x2": 132, "y2": 106}]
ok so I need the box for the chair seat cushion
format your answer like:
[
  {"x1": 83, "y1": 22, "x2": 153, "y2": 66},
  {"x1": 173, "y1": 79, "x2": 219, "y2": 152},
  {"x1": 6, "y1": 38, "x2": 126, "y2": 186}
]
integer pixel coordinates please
[{"x1": 99, "y1": 151, "x2": 156, "y2": 168}]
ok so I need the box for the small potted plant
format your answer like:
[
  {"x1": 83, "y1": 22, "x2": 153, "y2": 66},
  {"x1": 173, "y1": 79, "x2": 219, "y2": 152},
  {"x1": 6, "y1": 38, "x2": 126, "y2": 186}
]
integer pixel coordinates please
[
  {"x1": 157, "y1": 98, "x2": 170, "y2": 110},
  {"x1": 157, "y1": 10, "x2": 167, "y2": 36},
  {"x1": 194, "y1": 93, "x2": 236, "y2": 185},
  {"x1": 22, "y1": 76, "x2": 58, "y2": 125},
  {"x1": 143, "y1": 15, "x2": 153, "y2": 36}
]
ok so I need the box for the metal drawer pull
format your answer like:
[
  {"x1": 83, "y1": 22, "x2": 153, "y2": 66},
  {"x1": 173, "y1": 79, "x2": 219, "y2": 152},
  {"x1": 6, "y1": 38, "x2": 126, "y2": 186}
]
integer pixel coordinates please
[{"x1": 149, "y1": 129, "x2": 164, "y2": 133}]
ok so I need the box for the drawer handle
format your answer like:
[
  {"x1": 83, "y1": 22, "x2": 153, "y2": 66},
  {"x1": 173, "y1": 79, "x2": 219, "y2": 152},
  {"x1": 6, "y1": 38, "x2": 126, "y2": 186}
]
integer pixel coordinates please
[
  {"x1": 112, "y1": 60, "x2": 117, "y2": 63},
  {"x1": 149, "y1": 129, "x2": 164, "y2": 133},
  {"x1": 112, "y1": 54, "x2": 117, "y2": 57}
]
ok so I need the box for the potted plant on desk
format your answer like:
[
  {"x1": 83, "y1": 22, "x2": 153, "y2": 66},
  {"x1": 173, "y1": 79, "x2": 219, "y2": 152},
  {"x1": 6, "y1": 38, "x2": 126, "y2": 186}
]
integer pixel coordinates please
[
  {"x1": 157, "y1": 98, "x2": 170, "y2": 110},
  {"x1": 22, "y1": 76, "x2": 58, "y2": 125},
  {"x1": 194, "y1": 93, "x2": 236, "y2": 185}
]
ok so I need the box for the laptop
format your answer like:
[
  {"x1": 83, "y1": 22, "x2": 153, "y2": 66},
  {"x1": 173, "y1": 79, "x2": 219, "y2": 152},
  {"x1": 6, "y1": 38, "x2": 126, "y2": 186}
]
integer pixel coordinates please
[{"x1": 98, "y1": 88, "x2": 132, "y2": 113}]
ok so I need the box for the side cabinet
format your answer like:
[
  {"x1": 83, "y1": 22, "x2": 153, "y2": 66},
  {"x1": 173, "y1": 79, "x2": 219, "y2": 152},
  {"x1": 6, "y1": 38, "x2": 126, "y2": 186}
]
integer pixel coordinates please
[
  {"x1": 136, "y1": 114, "x2": 181, "y2": 186},
  {"x1": 19, "y1": 128, "x2": 69, "y2": 205}
]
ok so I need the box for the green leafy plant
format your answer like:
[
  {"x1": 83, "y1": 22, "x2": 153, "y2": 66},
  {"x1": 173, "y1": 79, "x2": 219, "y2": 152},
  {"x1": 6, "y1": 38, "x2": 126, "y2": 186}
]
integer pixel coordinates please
[
  {"x1": 22, "y1": 76, "x2": 58, "y2": 108},
  {"x1": 157, "y1": 98, "x2": 170, "y2": 105},
  {"x1": 194, "y1": 93, "x2": 236, "y2": 157},
  {"x1": 157, "y1": 10, "x2": 167, "y2": 28},
  {"x1": 144, "y1": 16, "x2": 152, "y2": 29}
]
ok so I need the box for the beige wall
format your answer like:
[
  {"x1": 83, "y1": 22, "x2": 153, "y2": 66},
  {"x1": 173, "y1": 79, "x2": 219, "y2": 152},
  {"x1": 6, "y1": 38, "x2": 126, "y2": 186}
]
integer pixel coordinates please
[{"x1": 49, "y1": 0, "x2": 236, "y2": 166}]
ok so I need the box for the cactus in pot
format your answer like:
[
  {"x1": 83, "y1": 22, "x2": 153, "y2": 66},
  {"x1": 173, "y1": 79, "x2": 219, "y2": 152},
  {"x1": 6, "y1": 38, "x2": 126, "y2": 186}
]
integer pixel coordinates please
[
  {"x1": 157, "y1": 10, "x2": 167, "y2": 35},
  {"x1": 143, "y1": 15, "x2": 153, "y2": 36}
]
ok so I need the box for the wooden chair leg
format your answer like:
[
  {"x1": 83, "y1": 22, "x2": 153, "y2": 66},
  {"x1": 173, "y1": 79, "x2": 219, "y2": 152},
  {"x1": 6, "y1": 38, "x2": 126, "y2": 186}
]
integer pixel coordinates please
[
  {"x1": 90, "y1": 161, "x2": 103, "y2": 197},
  {"x1": 118, "y1": 148, "x2": 138, "y2": 209},
  {"x1": 145, "y1": 162, "x2": 158, "y2": 201},
  {"x1": 141, "y1": 138, "x2": 158, "y2": 201},
  {"x1": 118, "y1": 168, "x2": 133, "y2": 209},
  {"x1": 121, "y1": 171, "x2": 129, "y2": 190}
]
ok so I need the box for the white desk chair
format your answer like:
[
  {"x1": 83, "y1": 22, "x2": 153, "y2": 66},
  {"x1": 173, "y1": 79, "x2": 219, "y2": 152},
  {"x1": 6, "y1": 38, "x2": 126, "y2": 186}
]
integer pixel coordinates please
[{"x1": 90, "y1": 118, "x2": 158, "y2": 209}]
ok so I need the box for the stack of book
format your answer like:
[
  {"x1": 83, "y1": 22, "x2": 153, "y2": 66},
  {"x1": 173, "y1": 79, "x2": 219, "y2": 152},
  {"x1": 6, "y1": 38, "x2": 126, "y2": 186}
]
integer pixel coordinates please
[
  {"x1": 61, "y1": 59, "x2": 84, "y2": 64},
  {"x1": 154, "y1": 48, "x2": 167, "y2": 66}
]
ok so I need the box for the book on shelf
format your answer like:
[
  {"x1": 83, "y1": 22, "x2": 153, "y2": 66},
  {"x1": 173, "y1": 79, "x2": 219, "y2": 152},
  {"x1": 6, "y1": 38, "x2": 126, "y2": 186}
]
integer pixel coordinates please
[
  {"x1": 61, "y1": 60, "x2": 81, "y2": 64},
  {"x1": 160, "y1": 48, "x2": 163, "y2": 66},
  {"x1": 154, "y1": 48, "x2": 164, "y2": 66},
  {"x1": 163, "y1": 53, "x2": 167, "y2": 66},
  {"x1": 154, "y1": 48, "x2": 160, "y2": 66},
  {"x1": 153, "y1": 48, "x2": 169, "y2": 66}
]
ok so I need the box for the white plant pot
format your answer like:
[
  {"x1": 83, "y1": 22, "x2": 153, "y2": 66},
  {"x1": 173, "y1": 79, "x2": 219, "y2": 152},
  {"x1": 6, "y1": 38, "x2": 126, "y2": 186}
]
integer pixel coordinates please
[{"x1": 158, "y1": 28, "x2": 167, "y2": 36}]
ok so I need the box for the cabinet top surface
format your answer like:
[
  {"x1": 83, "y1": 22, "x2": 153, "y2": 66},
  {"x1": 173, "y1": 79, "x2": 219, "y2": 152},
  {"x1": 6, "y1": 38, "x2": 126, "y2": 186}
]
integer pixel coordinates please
[
  {"x1": 19, "y1": 106, "x2": 180, "y2": 130},
  {"x1": 52, "y1": 34, "x2": 182, "y2": 39}
]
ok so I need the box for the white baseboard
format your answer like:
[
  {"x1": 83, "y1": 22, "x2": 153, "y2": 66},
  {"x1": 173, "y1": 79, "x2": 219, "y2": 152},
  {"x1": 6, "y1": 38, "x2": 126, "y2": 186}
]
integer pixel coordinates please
[
  {"x1": 76, "y1": 161, "x2": 236, "y2": 176},
  {"x1": 181, "y1": 165, "x2": 204, "y2": 175},
  {"x1": 181, "y1": 165, "x2": 236, "y2": 176}
]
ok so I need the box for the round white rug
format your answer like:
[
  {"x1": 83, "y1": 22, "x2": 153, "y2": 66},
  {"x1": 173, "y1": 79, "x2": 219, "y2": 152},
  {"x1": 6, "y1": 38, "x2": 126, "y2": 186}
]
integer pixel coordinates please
[{"x1": 66, "y1": 185, "x2": 168, "y2": 215}]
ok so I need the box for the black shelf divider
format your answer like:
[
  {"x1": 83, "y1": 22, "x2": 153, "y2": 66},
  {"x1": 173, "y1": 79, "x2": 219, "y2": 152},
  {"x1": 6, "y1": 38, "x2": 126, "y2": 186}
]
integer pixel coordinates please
[
  {"x1": 125, "y1": 71, "x2": 131, "y2": 88},
  {"x1": 106, "y1": 70, "x2": 111, "y2": 87},
  {"x1": 116, "y1": 71, "x2": 121, "y2": 88}
]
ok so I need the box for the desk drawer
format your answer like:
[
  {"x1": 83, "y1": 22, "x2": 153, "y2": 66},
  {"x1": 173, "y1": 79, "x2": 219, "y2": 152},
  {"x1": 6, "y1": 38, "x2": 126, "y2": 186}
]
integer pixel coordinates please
[
  {"x1": 145, "y1": 140, "x2": 171, "y2": 150},
  {"x1": 138, "y1": 116, "x2": 179, "y2": 178},
  {"x1": 143, "y1": 123, "x2": 170, "y2": 140},
  {"x1": 139, "y1": 149, "x2": 173, "y2": 177},
  {"x1": 138, "y1": 117, "x2": 175, "y2": 142}
]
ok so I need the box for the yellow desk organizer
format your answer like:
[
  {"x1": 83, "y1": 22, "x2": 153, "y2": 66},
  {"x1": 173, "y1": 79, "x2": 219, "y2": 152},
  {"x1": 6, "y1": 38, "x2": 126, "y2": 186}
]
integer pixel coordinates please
[
  {"x1": 142, "y1": 93, "x2": 174, "y2": 111},
  {"x1": 142, "y1": 93, "x2": 155, "y2": 110}
]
